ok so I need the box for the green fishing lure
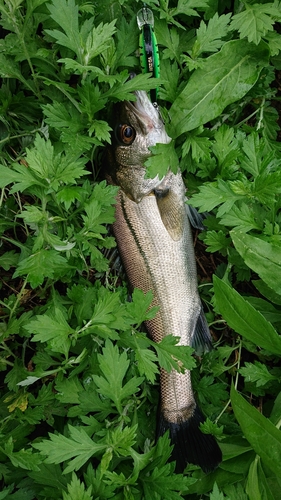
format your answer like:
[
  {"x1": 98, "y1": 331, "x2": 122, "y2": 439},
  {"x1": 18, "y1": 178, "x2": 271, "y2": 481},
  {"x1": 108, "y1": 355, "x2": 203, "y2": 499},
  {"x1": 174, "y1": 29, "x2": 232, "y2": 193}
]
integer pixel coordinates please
[{"x1": 137, "y1": 6, "x2": 160, "y2": 103}]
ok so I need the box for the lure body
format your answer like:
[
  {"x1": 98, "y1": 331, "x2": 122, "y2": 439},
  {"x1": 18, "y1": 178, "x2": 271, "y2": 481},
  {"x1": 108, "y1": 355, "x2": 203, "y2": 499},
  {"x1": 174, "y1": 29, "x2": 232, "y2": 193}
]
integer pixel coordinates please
[{"x1": 137, "y1": 6, "x2": 160, "y2": 103}]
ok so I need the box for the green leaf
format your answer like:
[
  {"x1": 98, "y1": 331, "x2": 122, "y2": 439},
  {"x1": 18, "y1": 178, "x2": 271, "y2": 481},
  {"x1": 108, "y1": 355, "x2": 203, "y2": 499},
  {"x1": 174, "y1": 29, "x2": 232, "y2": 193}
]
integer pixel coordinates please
[
  {"x1": 220, "y1": 203, "x2": 262, "y2": 232},
  {"x1": 13, "y1": 249, "x2": 71, "y2": 288},
  {"x1": 188, "y1": 178, "x2": 240, "y2": 215},
  {"x1": 231, "y1": 230, "x2": 281, "y2": 295},
  {"x1": 2, "y1": 439, "x2": 41, "y2": 471},
  {"x1": 93, "y1": 340, "x2": 144, "y2": 414},
  {"x1": 55, "y1": 375, "x2": 84, "y2": 404},
  {"x1": 200, "y1": 418, "x2": 224, "y2": 439},
  {"x1": 105, "y1": 424, "x2": 137, "y2": 458},
  {"x1": 191, "y1": 13, "x2": 231, "y2": 58},
  {"x1": 126, "y1": 289, "x2": 159, "y2": 327},
  {"x1": 81, "y1": 20, "x2": 116, "y2": 64},
  {"x1": 142, "y1": 462, "x2": 196, "y2": 499},
  {"x1": 265, "y1": 30, "x2": 281, "y2": 57},
  {"x1": 213, "y1": 276, "x2": 281, "y2": 355},
  {"x1": 169, "y1": 39, "x2": 269, "y2": 138},
  {"x1": 134, "y1": 347, "x2": 159, "y2": 384},
  {"x1": 231, "y1": 3, "x2": 281, "y2": 45},
  {"x1": 0, "y1": 250, "x2": 19, "y2": 271},
  {"x1": 239, "y1": 361, "x2": 278, "y2": 387},
  {"x1": 210, "y1": 482, "x2": 226, "y2": 500},
  {"x1": 33, "y1": 425, "x2": 107, "y2": 474},
  {"x1": 231, "y1": 385, "x2": 281, "y2": 478},
  {"x1": 25, "y1": 312, "x2": 70, "y2": 350},
  {"x1": 182, "y1": 130, "x2": 211, "y2": 161},
  {"x1": 63, "y1": 473, "x2": 92, "y2": 500},
  {"x1": 42, "y1": 101, "x2": 79, "y2": 130},
  {"x1": 246, "y1": 456, "x2": 262, "y2": 500},
  {"x1": 253, "y1": 280, "x2": 281, "y2": 306},
  {"x1": 154, "y1": 335, "x2": 196, "y2": 373},
  {"x1": 145, "y1": 141, "x2": 179, "y2": 179},
  {"x1": 159, "y1": 59, "x2": 181, "y2": 103},
  {"x1": 203, "y1": 230, "x2": 230, "y2": 253}
]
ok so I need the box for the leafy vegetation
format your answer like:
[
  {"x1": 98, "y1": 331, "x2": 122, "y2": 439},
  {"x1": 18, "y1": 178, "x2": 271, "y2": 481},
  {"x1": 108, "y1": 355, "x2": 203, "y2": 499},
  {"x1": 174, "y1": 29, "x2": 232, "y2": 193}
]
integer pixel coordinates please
[{"x1": 0, "y1": 0, "x2": 281, "y2": 498}]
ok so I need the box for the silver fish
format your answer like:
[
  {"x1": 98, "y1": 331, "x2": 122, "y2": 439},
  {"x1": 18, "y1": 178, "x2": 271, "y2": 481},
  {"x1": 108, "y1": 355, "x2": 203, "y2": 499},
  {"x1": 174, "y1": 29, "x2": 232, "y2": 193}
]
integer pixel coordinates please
[{"x1": 106, "y1": 90, "x2": 222, "y2": 473}]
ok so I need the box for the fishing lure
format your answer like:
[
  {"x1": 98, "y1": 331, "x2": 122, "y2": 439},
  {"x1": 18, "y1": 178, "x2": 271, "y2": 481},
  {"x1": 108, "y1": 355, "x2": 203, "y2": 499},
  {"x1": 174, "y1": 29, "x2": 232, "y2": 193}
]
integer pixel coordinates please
[{"x1": 137, "y1": 5, "x2": 160, "y2": 103}]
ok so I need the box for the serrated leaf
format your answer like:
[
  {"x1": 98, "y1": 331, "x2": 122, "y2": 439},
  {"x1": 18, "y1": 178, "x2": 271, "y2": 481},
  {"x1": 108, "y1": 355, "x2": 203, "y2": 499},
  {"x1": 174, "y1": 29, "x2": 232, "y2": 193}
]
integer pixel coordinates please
[
  {"x1": 154, "y1": 335, "x2": 196, "y2": 373},
  {"x1": 88, "y1": 120, "x2": 111, "y2": 143},
  {"x1": 203, "y1": 230, "x2": 230, "y2": 253},
  {"x1": 126, "y1": 289, "x2": 159, "y2": 327},
  {"x1": 46, "y1": 0, "x2": 80, "y2": 54},
  {"x1": 84, "y1": 287, "x2": 128, "y2": 336},
  {"x1": 200, "y1": 418, "x2": 224, "y2": 438},
  {"x1": 13, "y1": 249, "x2": 71, "y2": 288},
  {"x1": 265, "y1": 30, "x2": 281, "y2": 57},
  {"x1": 33, "y1": 425, "x2": 107, "y2": 474},
  {"x1": 159, "y1": 59, "x2": 180, "y2": 103},
  {"x1": 182, "y1": 132, "x2": 211, "y2": 161},
  {"x1": 210, "y1": 482, "x2": 226, "y2": 500},
  {"x1": 28, "y1": 463, "x2": 69, "y2": 491},
  {"x1": 239, "y1": 361, "x2": 278, "y2": 387},
  {"x1": 141, "y1": 462, "x2": 194, "y2": 500},
  {"x1": 55, "y1": 376, "x2": 84, "y2": 404},
  {"x1": 231, "y1": 4, "x2": 281, "y2": 45},
  {"x1": 241, "y1": 133, "x2": 263, "y2": 176},
  {"x1": 135, "y1": 347, "x2": 159, "y2": 384},
  {"x1": 83, "y1": 20, "x2": 116, "y2": 64},
  {"x1": 188, "y1": 178, "x2": 240, "y2": 214},
  {"x1": 169, "y1": 39, "x2": 269, "y2": 138},
  {"x1": 42, "y1": 101, "x2": 80, "y2": 130},
  {"x1": 25, "y1": 308, "x2": 73, "y2": 355},
  {"x1": 0, "y1": 250, "x2": 19, "y2": 270},
  {"x1": 231, "y1": 230, "x2": 281, "y2": 295},
  {"x1": 104, "y1": 72, "x2": 160, "y2": 101},
  {"x1": 105, "y1": 424, "x2": 137, "y2": 457},
  {"x1": 93, "y1": 340, "x2": 143, "y2": 414},
  {"x1": 220, "y1": 203, "x2": 262, "y2": 232},
  {"x1": 195, "y1": 375, "x2": 228, "y2": 407},
  {"x1": 231, "y1": 385, "x2": 281, "y2": 477},
  {"x1": 145, "y1": 141, "x2": 179, "y2": 179},
  {"x1": 3, "y1": 447, "x2": 42, "y2": 472},
  {"x1": 63, "y1": 473, "x2": 92, "y2": 500},
  {"x1": 57, "y1": 186, "x2": 82, "y2": 210},
  {"x1": 173, "y1": 0, "x2": 208, "y2": 18},
  {"x1": 213, "y1": 276, "x2": 281, "y2": 355},
  {"x1": 192, "y1": 13, "x2": 231, "y2": 58}
]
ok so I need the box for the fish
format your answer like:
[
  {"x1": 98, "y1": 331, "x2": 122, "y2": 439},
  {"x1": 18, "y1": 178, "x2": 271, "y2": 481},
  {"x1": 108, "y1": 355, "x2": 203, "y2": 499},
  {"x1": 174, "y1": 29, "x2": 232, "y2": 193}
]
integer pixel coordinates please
[{"x1": 106, "y1": 90, "x2": 222, "y2": 473}]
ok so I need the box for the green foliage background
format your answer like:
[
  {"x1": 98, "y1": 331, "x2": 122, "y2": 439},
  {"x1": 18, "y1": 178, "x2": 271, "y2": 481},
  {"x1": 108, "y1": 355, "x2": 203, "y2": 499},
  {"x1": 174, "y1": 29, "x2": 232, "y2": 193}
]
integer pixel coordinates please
[{"x1": 0, "y1": 0, "x2": 281, "y2": 498}]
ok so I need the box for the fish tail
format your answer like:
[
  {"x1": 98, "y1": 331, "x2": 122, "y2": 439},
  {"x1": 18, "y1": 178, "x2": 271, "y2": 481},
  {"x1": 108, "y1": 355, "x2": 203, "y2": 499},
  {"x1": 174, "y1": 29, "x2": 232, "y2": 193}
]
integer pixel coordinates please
[{"x1": 157, "y1": 405, "x2": 222, "y2": 473}]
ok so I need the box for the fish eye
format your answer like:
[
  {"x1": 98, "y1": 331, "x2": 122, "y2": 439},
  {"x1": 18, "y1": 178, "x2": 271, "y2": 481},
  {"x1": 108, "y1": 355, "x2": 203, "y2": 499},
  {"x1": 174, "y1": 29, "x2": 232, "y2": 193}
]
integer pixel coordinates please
[{"x1": 117, "y1": 124, "x2": 136, "y2": 145}]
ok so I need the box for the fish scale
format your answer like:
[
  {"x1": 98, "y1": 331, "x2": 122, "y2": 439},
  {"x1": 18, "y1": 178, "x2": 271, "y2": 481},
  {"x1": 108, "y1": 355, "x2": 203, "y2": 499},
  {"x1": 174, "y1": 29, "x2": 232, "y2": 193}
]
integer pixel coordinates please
[{"x1": 106, "y1": 90, "x2": 222, "y2": 473}]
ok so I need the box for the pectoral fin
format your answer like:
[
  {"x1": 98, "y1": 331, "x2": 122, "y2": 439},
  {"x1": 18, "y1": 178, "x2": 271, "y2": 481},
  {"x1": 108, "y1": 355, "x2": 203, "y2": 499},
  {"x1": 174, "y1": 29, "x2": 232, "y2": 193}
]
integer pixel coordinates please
[{"x1": 155, "y1": 189, "x2": 185, "y2": 241}]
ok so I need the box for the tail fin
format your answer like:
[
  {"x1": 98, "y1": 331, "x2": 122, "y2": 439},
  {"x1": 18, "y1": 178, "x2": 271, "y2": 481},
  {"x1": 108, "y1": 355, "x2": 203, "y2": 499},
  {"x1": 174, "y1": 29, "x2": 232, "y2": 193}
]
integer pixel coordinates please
[{"x1": 157, "y1": 406, "x2": 222, "y2": 473}]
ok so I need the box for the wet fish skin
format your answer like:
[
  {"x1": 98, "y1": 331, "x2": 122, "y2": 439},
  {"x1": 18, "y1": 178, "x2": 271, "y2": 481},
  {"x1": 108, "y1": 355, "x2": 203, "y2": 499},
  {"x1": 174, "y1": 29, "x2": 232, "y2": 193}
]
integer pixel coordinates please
[{"x1": 106, "y1": 91, "x2": 222, "y2": 473}]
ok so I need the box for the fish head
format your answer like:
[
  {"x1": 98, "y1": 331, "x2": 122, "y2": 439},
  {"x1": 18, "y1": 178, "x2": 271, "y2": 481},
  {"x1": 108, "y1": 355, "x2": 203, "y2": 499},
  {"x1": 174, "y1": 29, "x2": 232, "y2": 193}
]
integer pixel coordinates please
[{"x1": 107, "y1": 90, "x2": 171, "y2": 202}]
